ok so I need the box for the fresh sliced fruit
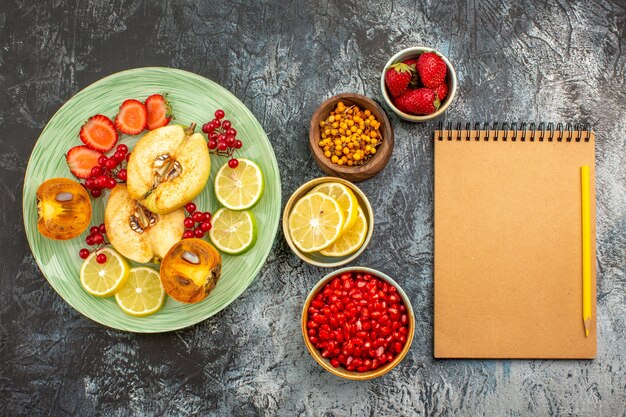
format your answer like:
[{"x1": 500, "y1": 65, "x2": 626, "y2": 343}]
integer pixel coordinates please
[
  {"x1": 115, "y1": 267, "x2": 165, "y2": 316},
  {"x1": 320, "y1": 206, "x2": 368, "y2": 257},
  {"x1": 104, "y1": 185, "x2": 185, "y2": 264},
  {"x1": 79, "y1": 114, "x2": 119, "y2": 152},
  {"x1": 126, "y1": 124, "x2": 210, "y2": 214},
  {"x1": 214, "y1": 158, "x2": 264, "y2": 210},
  {"x1": 310, "y1": 182, "x2": 358, "y2": 232},
  {"x1": 36, "y1": 178, "x2": 92, "y2": 240},
  {"x1": 66, "y1": 145, "x2": 103, "y2": 179},
  {"x1": 115, "y1": 99, "x2": 147, "y2": 135},
  {"x1": 145, "y1": 94, "x2": 172, "y2": 130},
  {"x1": 79, "y1": 247, "x2": 130, "y2": 297},
  {"x1": 160, "y1": 238, "x2": 222, "y2": 303},
  {"x1": 288, "y1": 192, "x2": 345, "y2": 253},
  {"x1": 208, "y1": 208, "x2": 257, "y2": 255}
]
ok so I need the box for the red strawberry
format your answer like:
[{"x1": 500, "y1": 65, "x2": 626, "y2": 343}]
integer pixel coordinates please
[
  {"x1": 384, "y1": 63, "x2": 414, "y2": 98},
  {"x1": 79, "y1": 114, "x2": 118, "y2": 152},
  {"x1": 433, "y1": 82, "x2": 448, "y2": 101},
  {"x1": 66, "y1": 145, "x2": 103, "y2": 179},
  {"x1": 115, "y1": 99, "x2": 147, "y2": 135},
  {"x1": 145, "y1": 94, "x2": 173, "y2": 130},
  {"x1": 416, "y1": 52, "x2": 447, "y2": 88},
  {"x1": 395, "y1": 88, "x2": 440, "y2": 115}
]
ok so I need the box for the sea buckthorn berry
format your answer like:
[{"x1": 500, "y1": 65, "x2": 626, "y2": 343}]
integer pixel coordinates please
[{"x1": 318, "y1": 102, "x2": 382, "y2": 166}]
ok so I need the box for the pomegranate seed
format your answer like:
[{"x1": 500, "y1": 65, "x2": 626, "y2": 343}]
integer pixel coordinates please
[
  {"x1": 330, "y1": 359, "x2": 340, "y2": 368},
  {"x1": 394, "y1": 342, "x2": 403, "y2": 353}
]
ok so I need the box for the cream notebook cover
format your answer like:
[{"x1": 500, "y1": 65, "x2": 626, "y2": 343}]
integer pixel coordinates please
[{"x1": 434, "y1": 126, "x2": 596, "y2": 359}]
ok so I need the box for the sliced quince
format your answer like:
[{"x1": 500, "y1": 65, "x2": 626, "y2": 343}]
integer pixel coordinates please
[{"x1": 126, "y1": 124, "x2": 210, "y2": 214}]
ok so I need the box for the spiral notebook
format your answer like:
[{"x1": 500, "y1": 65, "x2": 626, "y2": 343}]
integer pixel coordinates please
[{"x1": 434, "y1": 123, "x2": 597, "y2": 359}]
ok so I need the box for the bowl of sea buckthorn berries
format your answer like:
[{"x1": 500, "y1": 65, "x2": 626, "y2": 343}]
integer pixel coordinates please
[
  {"x1": 302, "y1": 266, "x2": 415, "y2": 380},
  {"x1": 309, "y1": 93, "x2": 394, "y2": 182}
]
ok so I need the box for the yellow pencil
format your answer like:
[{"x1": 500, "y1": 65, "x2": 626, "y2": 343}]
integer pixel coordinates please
[{"x1": 581, "y1": 166, "x2": 591, "y2": 337}]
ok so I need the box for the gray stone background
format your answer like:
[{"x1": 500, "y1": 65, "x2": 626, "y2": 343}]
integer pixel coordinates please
[{"x1": 1, "y1": 0, "x2": 625, "y2": 416}]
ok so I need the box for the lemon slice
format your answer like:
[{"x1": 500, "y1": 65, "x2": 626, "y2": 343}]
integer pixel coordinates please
[
  {"x1": 79, "y1": 248, "x2": 130, "y2": 297},
  {"x1": 115, "y1": 267, "x2": 165, "y2": 317},
  {"x1": 288, "y1": 192, "x2": 345, "y2": 253},
  {"x1": 209, "y1": 208, "x2": 257, "y2": 255},
  {"x1": 310, "y1": 182, "x2": 358, "y2": 232},
  {"x1": 320, "y1": 206, "x2": 368, "y2": 257},
  {"x1": 214, "y1": 159, "x2": 264, "y2": 210}
]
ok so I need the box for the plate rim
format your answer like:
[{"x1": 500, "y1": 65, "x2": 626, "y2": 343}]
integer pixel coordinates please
[{"x1": 22, "y1": 66, "x2": 282, "y2": 333}]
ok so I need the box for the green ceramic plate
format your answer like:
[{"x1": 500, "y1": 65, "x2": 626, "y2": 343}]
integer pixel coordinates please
[{"x1": 22, "y1": 67, "x2": 281, "y2": 332}]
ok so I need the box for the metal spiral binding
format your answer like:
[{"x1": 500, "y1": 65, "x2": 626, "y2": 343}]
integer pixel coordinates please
[{"x1": 436, "y1": 121, "x2": 593, "y2": 142}]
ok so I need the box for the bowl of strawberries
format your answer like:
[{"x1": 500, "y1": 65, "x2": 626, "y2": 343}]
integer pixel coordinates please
[{"x1": 380, "y1": 47, "x2": 457, "y2": 122}]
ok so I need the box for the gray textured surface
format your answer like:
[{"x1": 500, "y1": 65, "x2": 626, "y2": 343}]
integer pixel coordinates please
[{"x1": 1, "y1": 0, "x2": 625, "y2": 416}]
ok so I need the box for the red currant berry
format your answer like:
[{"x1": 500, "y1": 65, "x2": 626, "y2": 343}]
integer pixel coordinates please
[
  {"x1": 84, "y1": 178, "x2": 95, "y2": 189},
  {"x1": 91, "y1": 166, "x2": 103, "y2": 178},
  {"x1": 202, "y1": 212, "x2": 211, "y2": 222},
  {"x1": 208, "y1": 140, "x2": 218, "y2": 150},
  {"x1": 227, "y1": 128, "x2": 237, "y2": 137},
  {"x1": 234, "y1": 139, "x2": 243, "y2": 149},
  {"x1": 228, "y1": 158, "x2": 239, "y2": 169},
  {"x1": 98, "y1": 155, "x2": 108, "y2": 166},
  {"x1": 215, "y1": 109, "x2": 225, "y2": 119},
  {"x1": 185, "y1": 202, "x2": 197, "y2": 213},
  {"x1": 79, "y1": 248, "x2": 90, "y2": 259},
  {"x1": 90, "y1": 188, "x2": 102, "y2": 198},
  {"x1": 222, "y1": 120, "x2": 232, "y2": 130},
  {"x1": 117, "y1": 144, "x2": 128, "y2": 154},
  {"x1": 182, "y1": 230, "x2": 194, "y2": 239},
  {"x1": 114, "y1": 151, "x2": 126, "y2": 162},
  {"x1": 96, "y1": 253, "x2": 107, "y2": 264},
  {"x1": 184, "y1": 217, "x2": 195, "y2": 228},
  {"x1": 117, "y1": 169, "x2": 127, "y2": 181},
  {"x1": 209, "y1": 132, "x2": 219, "y2": 141},
  {"x1": 225, "y1": 136, "x2": 235, "y2": 147},
  {"x1": 125, "y1": 153, "x2": 131, "y2": 162},
  {"x1": 106, "y1": 178, "x2": 117, "y2": 189},
  {"x1": 99, "y1": 224, "x2": 106, "y2": 234},
  {"x1": 217, "y1": 142, "x2": 228, "y2": 151},
  {"x1": 86, "y1": 235, "x2": 95, "y2": 246},
  {"x1": 194, "y1": 228, "x2": 205, "y2": 238},
  {"x1": 92, "y1": 233, "x2": 104, "y2": 245},
  {"x1": 90, "y1": 226, "x2": 100, "y2": 234},
  {"x1": 212, "y1": 119, "x2": 221, "y2": 129},
  {"x1": 202, "y1": 123, "x2": 211, "y2": 134},
  {"x1": 192, "y1": 212, "x2": 204, "y2": 222},
  {"x1": 200, "y1": 221, "x2": 212, "y2": 232},
  {"x1": 217, "y1": 133, "x2": 227, "y2": 142},
  {"x1": 105, "y1": 159, "x2": 117, "y2": 170}
]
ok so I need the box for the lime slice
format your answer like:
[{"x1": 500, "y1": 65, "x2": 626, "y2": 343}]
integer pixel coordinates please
[
  {"x1": 288, "y1": 192, "x2": 345, "y2": 253},
  {"x1": 320, "y1": 206, "x2": 368, "y2": 257},
  {"x1": 115, "y1": 267, "x2": 165, "y2": 317},
  {"x1": 209, "y1": 208, "x2": 257, "y2": 255},
  {"x1": 80, "y1": 248, "x2": 130, "y2": 297},
  {"x1": 311, "y1": 182, "x2": 359, "y2": 232},
  {"x1": 214, "y1": 158, "x2": 264, "y2": 210}
]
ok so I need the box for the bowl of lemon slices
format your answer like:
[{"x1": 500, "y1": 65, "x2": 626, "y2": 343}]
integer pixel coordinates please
[{"x1": 283, "y1": 177, "x2": 373, "y2": 267}]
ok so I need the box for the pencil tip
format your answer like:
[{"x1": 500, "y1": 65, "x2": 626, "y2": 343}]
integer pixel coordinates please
[{"x1": 584, "y1": 319, "x2": 590, "y2": 337}]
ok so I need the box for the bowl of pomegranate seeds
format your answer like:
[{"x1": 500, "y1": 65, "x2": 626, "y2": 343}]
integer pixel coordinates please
[
  {"x1": 302, "y1": 267, "x2": 415, "y2": 380},
  {"x1": 380, "y1": 46, "x2": 457, "y2": 122}
]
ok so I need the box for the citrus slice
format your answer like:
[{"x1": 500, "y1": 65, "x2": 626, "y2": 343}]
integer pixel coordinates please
[
  {"x1": 214, "y1": 158, "x2": 264, "y2": 210},
  {"x1": 288, "y1": 192, "x2": 345, "y2": 253},
  {"x1": 209, "y1": 208, "x2": 257, "y2": 255},
  {"x1": 320, "y1": 206, "x2": 368, "y2": 257},
  {"x1": 115, "y1": 267, "x2": 165, "y2": 317},
  {"x1": 310, "y1": 182, "x2": 358, "y2": 232},
  {"x1": 79, "y1": 248, "x2": 130, "y2": 297}
]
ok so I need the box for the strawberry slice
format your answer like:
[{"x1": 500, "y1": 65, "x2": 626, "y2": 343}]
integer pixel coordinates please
[
  {"x1": 79, "y1": 114, "x2": 118, "y2": 152},
  {"x1": 115, "y1": 99, "x2": 147, "y2": 135},
  {"x1": 145, "y1": 94, "x2": 172, "y2": 130},
  {"x1": 66, "y1": 145, "x2": 103, "y2": 179}
]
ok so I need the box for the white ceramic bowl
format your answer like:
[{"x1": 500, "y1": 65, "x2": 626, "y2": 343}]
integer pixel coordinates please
[{"x1": 380, "y1": 46, "x2": 457, "y2": 122}]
